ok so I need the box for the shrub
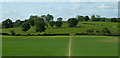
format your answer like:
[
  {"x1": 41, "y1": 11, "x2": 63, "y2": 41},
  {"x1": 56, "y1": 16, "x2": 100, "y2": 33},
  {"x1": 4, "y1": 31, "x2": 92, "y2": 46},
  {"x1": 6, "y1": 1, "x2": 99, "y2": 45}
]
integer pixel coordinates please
[{"x1": 10, "y1": 30, "x2": 16, "y2": 35}]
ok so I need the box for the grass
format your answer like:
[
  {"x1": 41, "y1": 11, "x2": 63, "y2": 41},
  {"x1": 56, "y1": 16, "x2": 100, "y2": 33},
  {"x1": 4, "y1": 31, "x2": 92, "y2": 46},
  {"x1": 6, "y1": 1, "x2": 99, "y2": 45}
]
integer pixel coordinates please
[
  {"x1": 3, "y1": 37, "x2": 69, "y2": 56},
  {"x1": 1, "y1": 22, "x2": 118, "y2": 35},
  {"x1": 2, "y1": 36, "x2": 118, "y2": 56},
  {"x1": 71, "y1": 36, "x2": 118, "y2": 56}
]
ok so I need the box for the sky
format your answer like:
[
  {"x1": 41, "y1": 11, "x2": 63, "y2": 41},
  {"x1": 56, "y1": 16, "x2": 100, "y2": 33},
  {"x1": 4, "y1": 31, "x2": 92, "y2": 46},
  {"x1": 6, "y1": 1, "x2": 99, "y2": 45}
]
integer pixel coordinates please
[{"x1": 0, "y1": 0, "x2": 119, "y2": 22}]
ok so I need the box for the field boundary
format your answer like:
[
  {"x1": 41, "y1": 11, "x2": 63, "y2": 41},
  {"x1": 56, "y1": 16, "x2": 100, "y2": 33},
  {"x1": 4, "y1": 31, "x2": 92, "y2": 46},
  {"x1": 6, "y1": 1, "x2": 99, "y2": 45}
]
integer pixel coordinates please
[
  {"x1": 68, "y1": 36, "x2": 72, "y2": 57},
  {"x1": 1, "y1": 36, "x2": 118, "y2": 38}
]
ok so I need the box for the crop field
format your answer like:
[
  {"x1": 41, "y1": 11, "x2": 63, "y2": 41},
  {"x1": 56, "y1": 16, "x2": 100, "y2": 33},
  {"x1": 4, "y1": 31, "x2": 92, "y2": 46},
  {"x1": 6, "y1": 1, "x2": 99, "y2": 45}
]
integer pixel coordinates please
[{"x1": 2, "y1": 36, "x2": 118, "y2": 56}]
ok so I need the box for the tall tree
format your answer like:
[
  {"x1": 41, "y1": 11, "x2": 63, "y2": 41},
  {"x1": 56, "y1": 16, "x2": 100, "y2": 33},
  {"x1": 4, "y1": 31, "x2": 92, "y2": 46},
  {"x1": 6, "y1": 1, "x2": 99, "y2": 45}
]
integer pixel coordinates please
[
  {"x1": 57, "y1": 17, "x2": 62, "y2": 21},
  {"x1": 14, "y1": 20, "x2": 22, "y2": 27},
  {"x1": 77, "y1": 15, "x2": 84, "y2": 22},
  {"x1": 21, "y1": 22, "x2": 30, "y2": 32},
  {"x1": 46, "y1": 14, "x2": 54, "y2": 22},
  {"x1": 91, "y1": 15, "x2": 96, "y2": 21},
  {"x1": 84, "y1": 16, "x2": 89, "y2": 21},
  {"x1": 35, "y1": 17, "x2": 46, "y2": 32},
  {"x1": 29, "y1": 15, "x2": 35, "y2": 26},
  {"x1": 68, "y1": 18, "x2": 78, "y2": 27},
  {"x1": 2, "y1": 19, "x2": 13, "y2": 28}
]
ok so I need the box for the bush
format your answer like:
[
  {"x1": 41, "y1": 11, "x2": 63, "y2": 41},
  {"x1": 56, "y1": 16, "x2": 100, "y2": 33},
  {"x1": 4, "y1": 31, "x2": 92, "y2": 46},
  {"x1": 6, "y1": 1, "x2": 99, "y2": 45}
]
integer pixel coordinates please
[
  {"x1": 55, "y1": 21, "x2": 63, "y2": 27},
  {"x1": 102, "y1": 27, "x2": 111, "y2": 35},
  {"x1": 68, "y1": 18, "x2": 78, "y2": 27},
  {"x1": 10, "y1": 30, "x2": 16, "y2": 35}
]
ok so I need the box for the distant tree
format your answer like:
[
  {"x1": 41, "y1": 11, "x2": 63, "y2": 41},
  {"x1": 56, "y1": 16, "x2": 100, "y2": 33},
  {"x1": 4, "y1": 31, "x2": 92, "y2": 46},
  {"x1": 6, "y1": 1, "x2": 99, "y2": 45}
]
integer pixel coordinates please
[
  {"x1": 77, "y1": 15, "x2": 84, "y2": 22},
  {"x1": 68, "y1": 18, "x2": 78, "y2": 27},
  {"x1": 110, "y1": 18, "x2": 118, "y2": 22},
  {"x1": 102, "y1": 28, "x2": 111, "y2": 35},
  {"x1": 100, "y1": 18, "x2": 106, "y2": 22},
  {"x1": 41, "y1": 15, "x2": 46, "y2": 20},
  {"x1": 35, "y1": 17, "x2": 46, "y2": 32},
  {"x1": 49, "y1": 21, "x2": 55, "y2": 27},
  {"x1": 14, "y1": 20, "x2": 22, "y2": 27},
  {"x1": 2, "y1": 19, "x2": 13, "y2": 28},
  {"x1": 46, "y1": 14, "x2": 54, "y2": 22},
  {"x1": 84, "y1": 16, "x2": 89, "y2": 21},
  {"x1": 96, "y1": 15, "x2": 100, "y2": 18},
  {"x1": 21, "y1": 22, "x2": 30, "y2": 32},
  {"x1": 91, "y1": 15, "x2": 96, "y2": 21},
  {"x1": 57, "y1": 17, "x2": 62, "y2": 21},
  {"x1": 55, "y1": 21, "x2": 63, "y2": 27},
  {"x1": 29, "y1": 15, "x2": 35, "y2": 26}
]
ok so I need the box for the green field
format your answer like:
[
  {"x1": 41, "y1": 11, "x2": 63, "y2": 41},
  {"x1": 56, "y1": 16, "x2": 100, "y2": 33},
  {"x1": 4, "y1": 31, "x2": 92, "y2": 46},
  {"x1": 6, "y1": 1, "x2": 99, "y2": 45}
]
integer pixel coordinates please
[
  {"x1": 1, "y1": 22, "x2": 118, "y2": 35},
  {"x1": 2, "y1": 36, "x2": 118, "y2": 56}
]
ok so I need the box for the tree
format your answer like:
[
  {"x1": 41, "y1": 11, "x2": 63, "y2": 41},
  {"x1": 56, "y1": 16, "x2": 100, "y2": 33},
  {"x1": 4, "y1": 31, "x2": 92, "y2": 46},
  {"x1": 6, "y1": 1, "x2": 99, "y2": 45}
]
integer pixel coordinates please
[
  {"x1": 46, "y1": 14, "x2": 54, "y2": 22},
  {"x1": 29, "y1": 15, "x2": 35, "y2": 26},
  {"x1": 55, "y1": 21, "x2": 63, "y2": 27},
  {"x1": 49, "y1": 21, "x2": 55, "y2": 27},
  {"x1": 2, "y1": 19, "x2": 13, "y2": 28},
  {"x1": 41, "y1": 15, "x2": 46, "y2": 20},
  {"x1": 110, "y1": 18, "x2": 118, "y2": 22},
  {"x1": 14, "y1": 20, "x2": 22, "y2": 27},
  {"x1": 68, "y1": 18, "x2": 78, "y2": 27},
  {"x1": 84, "y1": 16, "x2": 89, "y2": 21},
  {"x1": 35, "y1": 17, "x2": 46, "y2": 32},
  {"x1": 102, "y1": 28, "x2": 111, "y2": 35},
  {"x1": 91, "y1": 15, "x2": 96, "y2": 21},
  {"x1": 77, "y1": 15, "x2": 85, "y2": 22},
  {"x1": 21, "y1": 22, "x2": 30, "y2": 32},
  {"x1": 57, "y1": 17, "x2": 62, "y2": 21}
]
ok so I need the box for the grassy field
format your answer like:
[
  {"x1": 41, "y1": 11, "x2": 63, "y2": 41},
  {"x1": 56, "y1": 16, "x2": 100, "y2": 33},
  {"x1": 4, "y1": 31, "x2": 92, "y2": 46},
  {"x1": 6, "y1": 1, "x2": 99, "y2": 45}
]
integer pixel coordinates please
[
  {"x1": 1, "y1": 22, "x2": 118, "y2": 35},
  {"x1": 71, "y1": 36, "x2": 118, "y2": 56},
  {"x1": 2, "y1": 36, "x2": 118, "y2": 56}
]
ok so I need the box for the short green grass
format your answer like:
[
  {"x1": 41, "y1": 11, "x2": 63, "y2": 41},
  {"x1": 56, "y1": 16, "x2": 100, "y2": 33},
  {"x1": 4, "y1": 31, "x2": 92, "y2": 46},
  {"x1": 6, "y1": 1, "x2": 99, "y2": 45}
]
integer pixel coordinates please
[
  {"x1": 3, "y1": 36, "x2": 69, "y2": 56},
  {"x1": 1, "y1": 22, "x2": 118, "y2": 35},
  {"x1": 71, "y1": 36, "x2": 118, "y2": 56},
  {"x1": 2, "y1": 36, "x2": 118, "y2": 56}
]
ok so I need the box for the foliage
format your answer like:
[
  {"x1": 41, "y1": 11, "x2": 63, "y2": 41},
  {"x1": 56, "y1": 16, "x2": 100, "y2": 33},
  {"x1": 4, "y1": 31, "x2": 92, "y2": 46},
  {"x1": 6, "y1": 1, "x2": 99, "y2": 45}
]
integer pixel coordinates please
[
  {"x1": 46, "y1": 14, "x2": 54, "y2": 22},
  {"x1": 10, "y1": 30, "x2": 16, "y2": 35},
  {"x1": 68, "y1": 18, "x2": 78, "y2": 27},
  {"x1": 102, "y1": 28, "x2": 111, "y2": 35},
  {"x1": 55, "y1": 21, "x2": 63, "y2": 27},
  {"x1": 35, "y1": 17, "x2": 46, "y2": 32},
  {"x1": 21, "y1": 22, "x2": 30, "y2": 32},
  {"x1": 77, "y1": 16, "x2": 85, "y2": 22},
  {"x1": 57, "y1": 17, "x2": 62, "y2": 21},
  {"x1": 14, "y1": 20, "x2": 22, "y2": 27},
  {"x1": 2, "y1": 19, "x2": 13, "y2": 28},
  {"x1": 84, "y1": 16, "x2": 90, "y2": 21},
  {"x1": 49, "y1": 21, "x2": 55, "y2": 27}
]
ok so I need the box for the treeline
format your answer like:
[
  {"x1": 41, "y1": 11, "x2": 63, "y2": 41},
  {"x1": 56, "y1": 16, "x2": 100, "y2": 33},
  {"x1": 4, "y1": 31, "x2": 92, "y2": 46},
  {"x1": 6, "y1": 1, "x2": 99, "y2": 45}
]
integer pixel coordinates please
[{"x1": 2, "y1": 14, "x2": 120, "y2": 33}]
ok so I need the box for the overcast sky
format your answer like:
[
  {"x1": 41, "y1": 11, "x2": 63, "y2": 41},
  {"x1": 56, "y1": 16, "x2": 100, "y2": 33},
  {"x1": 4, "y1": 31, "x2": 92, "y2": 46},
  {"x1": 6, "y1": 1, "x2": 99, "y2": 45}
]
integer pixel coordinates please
[{"x1": 0, "y1": 0, "x2": 119, "y2": 22}]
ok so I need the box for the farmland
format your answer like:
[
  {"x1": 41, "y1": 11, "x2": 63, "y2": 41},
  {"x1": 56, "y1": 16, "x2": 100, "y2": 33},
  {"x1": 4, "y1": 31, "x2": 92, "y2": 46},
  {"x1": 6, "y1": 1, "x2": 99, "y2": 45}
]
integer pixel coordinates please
[
  {"x1": 2, "y1": 36, "x2": 118, "y2": 56},
  {"x1": 1, "y1": 22, "x2": 118, "y2": 35}
]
